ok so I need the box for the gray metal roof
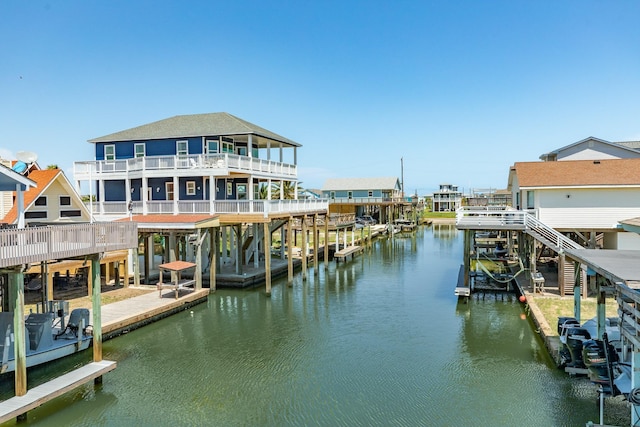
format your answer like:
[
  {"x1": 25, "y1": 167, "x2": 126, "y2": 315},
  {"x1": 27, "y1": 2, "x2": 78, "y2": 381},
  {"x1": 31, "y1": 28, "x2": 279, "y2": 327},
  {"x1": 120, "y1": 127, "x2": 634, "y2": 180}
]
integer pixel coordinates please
[
  {"x1": 570, "y1": 249, "x2": 640, "y2": 285},
  {"x1": 539, "y1": 136, "x2": 640, "y2": 160},
  {"x1": 617, "y1": 140, "x2": 640, "y2": 149},
  {"x1": 321, "y1": 177, "x2": 400, "y2": 191},
  {"x1": 88, "y1": 112, "x2": 301, "y2": 147}
]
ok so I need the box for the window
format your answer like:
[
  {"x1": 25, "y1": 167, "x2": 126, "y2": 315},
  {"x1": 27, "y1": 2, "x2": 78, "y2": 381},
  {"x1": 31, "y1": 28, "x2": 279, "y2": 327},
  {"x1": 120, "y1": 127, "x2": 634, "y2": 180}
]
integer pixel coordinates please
[
  {"x1": 526, "y1": 191, "x2": 534, "y2": 209},
  {"x1": 236, "y1": 146, "x2": 247, "y2": 156},
  {"x1": 205, "y1": 139, "x2": 219, "y2": 154},
  {"x1": 237, "y1": 184, "x2": 247, "y2": 200},
  {"x1": 515, "y1": 193, "x2": 520, "y2": 210},
  {"x1": 25, "y1": 211, "x2": 47, "y2": 219},
  {"x1": 166, "y1": 182, "x2": 174, "y2": 201},
  {"x1": 59, "y1": 196, "x2": 71, "y2": 206},
  {"x1": 134, "y1": 143, "x2": 145, "y2": 158},
  {"x1": 226, "y1": 181, "x2": 233, "y2": 196},
  {"x1": 176, "y1": 140, "x2": 188, "y2": 156},
  {"x1": 186, "y1": 181, "x2": 196, "y2": 196},
  {"x1": 35, "y1": 196, "x2": 47, "y2": 206},
  {"x1": 252, "y1": 147, "x2": 259, "y2": 158},
  {"x1": 60, "y1": 210, "x2": 81, "y2": 217},
  {"x1": 254, "y1": 183, "x2": 259, "y2": 198},
  {"x1": 330, "y1": 191, "x2": 335, "y2": 199},
  {"x1": 105, "y1": 145, "x2": 115, "y2": 161},
  {"x1": 347, "y1": 191, "x2": 353, "y2": 199},
  {"x1": 368, "y1": 191, "x2": 373, "y2": 197},
  {"x1": 222, "y1": 141, "x2": 234, "y2": 153}
]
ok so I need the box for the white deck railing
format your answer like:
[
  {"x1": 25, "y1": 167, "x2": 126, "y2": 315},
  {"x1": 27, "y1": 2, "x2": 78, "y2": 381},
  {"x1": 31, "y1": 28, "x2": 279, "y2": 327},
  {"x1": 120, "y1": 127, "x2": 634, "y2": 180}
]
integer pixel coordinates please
[
  {"x1": 0, "y1": 222, "x2": 138, "y2": 268},
  {"x1": 89, "y1": 199, "x2": 329, "y2": 218},
  {"x1": 74, "y1": 154, "x2": 297, "y2": 179},
  {"x1": 328, "y1": 197, "x2": 408, "y2": 204},
  {"x1": 455, "y1": 206, "x2": 582, "y2": 252}
]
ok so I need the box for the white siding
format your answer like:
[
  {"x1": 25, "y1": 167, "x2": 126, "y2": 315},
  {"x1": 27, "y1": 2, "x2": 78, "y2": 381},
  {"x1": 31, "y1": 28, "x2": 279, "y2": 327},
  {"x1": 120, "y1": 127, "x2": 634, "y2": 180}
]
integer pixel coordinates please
[
  {"x1": 535, "y1": 188, "x2": 640, "y2": 229},
  {"x1": 603, "y1": 231, "x2": 640, "y2": 250}
]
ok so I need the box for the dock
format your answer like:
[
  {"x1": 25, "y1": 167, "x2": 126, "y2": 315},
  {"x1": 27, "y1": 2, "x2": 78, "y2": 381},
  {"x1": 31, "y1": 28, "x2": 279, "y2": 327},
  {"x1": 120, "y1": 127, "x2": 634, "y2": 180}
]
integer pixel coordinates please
[
  {"x1": 0, "y1": 360, "x2": 116, "y2": 424},
  {"x1": 454, "y1": 264, "x2": 471, "y2": 298},
  {"x1": 333, "y1": 245, "x2": 363, "y2": 262}
]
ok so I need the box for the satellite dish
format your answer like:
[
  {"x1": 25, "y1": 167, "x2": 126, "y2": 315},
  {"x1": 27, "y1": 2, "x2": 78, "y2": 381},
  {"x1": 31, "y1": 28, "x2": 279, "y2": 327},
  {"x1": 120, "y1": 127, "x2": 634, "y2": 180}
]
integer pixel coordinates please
[{"x1": 16, "y1": 151, "x2": 38, "y2": 164}]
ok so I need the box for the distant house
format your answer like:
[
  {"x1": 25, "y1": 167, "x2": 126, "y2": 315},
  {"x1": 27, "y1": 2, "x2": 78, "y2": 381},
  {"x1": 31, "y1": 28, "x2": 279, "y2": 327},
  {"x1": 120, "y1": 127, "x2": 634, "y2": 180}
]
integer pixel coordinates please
[
  {"x1": 431, "y1": 184, "x2": 462, "y2": 212},
  {"x1": 466, "y1": 188, "x2": 511, "y2": 207},
  {"x1": 508, "y1": 158, "x2": 640, "y2": 249},
  {"x1": 2, "y1": 169, "x2": 91, "y2": 225},
  {"x1": 321, "y1": 177, "x2": 403, "y2": 221},
  {"x1": 539, "y1": 136, "x2": 640, "y2": 161}
]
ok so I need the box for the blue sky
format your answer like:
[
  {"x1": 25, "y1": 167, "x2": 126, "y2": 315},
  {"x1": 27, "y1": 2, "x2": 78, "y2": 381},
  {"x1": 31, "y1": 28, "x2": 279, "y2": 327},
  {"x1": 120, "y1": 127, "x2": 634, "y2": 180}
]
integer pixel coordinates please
[{"x1": 1, "y1": 1, "x2": 639, "y2": 196}]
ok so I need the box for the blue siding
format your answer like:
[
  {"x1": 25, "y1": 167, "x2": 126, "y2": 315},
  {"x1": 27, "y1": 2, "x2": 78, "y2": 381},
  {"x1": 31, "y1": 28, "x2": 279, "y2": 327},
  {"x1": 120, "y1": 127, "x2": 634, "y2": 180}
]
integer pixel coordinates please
[
  {"x1": 95, "y1": 137, "x2": 203, "y2": 160},
  {"x1": 104, "y1": 180, "x2": 126, "y2": 201}
]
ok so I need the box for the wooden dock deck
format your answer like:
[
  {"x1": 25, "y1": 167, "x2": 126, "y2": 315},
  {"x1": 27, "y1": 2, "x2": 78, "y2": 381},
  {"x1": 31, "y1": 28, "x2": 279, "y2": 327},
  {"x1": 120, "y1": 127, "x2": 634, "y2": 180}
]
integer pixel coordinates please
[
  {"x1": 0, "y1": 360, "x2": 116, "y2": 424},
  {"x1": 333, "y1": 245, "x2": 363, "y2": 261}
]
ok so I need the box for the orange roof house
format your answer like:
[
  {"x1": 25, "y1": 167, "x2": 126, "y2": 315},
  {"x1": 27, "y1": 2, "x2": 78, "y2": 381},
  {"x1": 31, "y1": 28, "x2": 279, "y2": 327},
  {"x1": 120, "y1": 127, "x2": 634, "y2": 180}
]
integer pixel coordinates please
[
  {"x1": 2, "y1": 169, "x2": 91, "y2": 225},
  {"x1": 507, "y1": 158, "x2": 640, "y2": 247}
]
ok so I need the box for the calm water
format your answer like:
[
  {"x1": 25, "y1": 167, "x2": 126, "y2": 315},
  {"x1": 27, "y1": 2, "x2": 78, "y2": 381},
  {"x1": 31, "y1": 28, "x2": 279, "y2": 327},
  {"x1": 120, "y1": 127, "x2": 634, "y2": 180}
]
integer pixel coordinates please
[{"x1": 1, "y1": 225, "x2": 628, "y2": 426}]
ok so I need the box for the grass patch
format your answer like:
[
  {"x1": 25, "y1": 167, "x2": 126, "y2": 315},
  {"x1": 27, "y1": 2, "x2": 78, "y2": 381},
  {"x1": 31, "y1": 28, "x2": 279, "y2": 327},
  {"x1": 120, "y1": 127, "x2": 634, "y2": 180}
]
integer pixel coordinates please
[
  {"x1": 533, "y1": 295, "x2": 618, "y2": 335},
  {"x1": 422, "y1": 211, "x2": 456, "y2": 218}
]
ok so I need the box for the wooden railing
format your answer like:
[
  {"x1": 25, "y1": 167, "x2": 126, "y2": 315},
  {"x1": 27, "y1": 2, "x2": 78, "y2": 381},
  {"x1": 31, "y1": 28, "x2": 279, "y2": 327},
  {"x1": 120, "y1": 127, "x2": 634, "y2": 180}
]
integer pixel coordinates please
[{"x1": 0, "y1": 222, "x2": 138, "y2": 268}]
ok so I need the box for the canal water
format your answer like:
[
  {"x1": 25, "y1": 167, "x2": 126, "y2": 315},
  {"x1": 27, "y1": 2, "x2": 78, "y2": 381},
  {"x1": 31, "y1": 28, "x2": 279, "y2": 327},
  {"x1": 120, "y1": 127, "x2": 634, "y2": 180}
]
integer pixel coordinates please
[{"x1": 1, "y1": 225, "x2": 629, "y2": 426}]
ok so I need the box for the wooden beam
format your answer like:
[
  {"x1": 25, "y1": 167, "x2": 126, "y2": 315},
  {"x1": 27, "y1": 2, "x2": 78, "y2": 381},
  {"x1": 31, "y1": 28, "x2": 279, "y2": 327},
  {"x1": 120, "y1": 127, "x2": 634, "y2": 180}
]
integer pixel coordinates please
[
  {"x1": 91, "y1": 255, "x2": 103, "y2": 362},
  {"x1": 264, "y1": 222, "x2": 272, "y2": 296}
]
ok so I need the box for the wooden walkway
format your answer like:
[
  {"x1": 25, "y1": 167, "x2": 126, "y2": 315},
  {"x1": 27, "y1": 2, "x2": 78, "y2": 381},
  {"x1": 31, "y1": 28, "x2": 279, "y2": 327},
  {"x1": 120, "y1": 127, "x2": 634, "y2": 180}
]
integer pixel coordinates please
[
  {"x1": 101, "y1": 287, "x2": 210, "y2": 338},
  {"x1": 0, "y1": 360, "x2": 116, "y2": 424}
]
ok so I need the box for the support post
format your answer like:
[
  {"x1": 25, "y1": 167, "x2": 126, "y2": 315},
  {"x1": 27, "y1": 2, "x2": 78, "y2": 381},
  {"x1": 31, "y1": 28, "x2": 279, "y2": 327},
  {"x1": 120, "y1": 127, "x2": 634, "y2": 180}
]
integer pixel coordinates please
[
  {"x1": 91, "y1": 255, "x2": 103, "y2": 364},
  {"x1": 195, "y1": 229, "x2": 202, "y2": 290},
  {"x1": 573, "y1": 260, "x2": 581, "y2": 322},
  {"x1": 301, "y1": 215, "x2": 308, "y2": 281},
  {"x1": 287, "y1": 217, "x2": 293, "y2": 285},
  {"x1": 264, "y1": 222, "x2": 272, "y2": 296},
  {"x1": 313, "y1": 214, "x2": 319, "y2": 269},
  {"x1": 209, "y1": 227, "x2": 217, "y2": 292},
  {"x1": 10, "y1": 267, "x2": 27, "y2": 396},
  {"x1": 324, "y1": 215, "x2": 329, "y2": 269},
  {"x1": 596, "y1": 276, "x2": 606, "y2": 339},
  {"x1": 463, "y1": 230, "x2": 471, "y2": 287}
]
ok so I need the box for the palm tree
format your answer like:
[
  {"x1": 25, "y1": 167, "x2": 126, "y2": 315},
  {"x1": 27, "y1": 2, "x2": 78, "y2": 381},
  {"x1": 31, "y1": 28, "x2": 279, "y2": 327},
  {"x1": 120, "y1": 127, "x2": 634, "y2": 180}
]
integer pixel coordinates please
[
  {"x1": 47, "y1": 164, "x2": 59, "y2": 170},
  {"x1": 272, "y1": 181, "x2": 302, "y2": 200}
]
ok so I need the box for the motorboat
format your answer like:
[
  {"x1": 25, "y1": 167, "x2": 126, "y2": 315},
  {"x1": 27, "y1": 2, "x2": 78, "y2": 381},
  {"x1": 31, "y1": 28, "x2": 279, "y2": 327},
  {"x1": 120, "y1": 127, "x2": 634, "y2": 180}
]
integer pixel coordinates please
[{"x1": 1, "y1": 307, "x2": 92, "y2": 374}]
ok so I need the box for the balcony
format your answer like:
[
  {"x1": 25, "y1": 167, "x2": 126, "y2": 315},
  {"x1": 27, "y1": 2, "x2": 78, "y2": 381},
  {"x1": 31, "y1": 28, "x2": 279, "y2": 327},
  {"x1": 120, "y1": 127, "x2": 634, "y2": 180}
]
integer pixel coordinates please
[
  {"x1": 74, "y1": 153, "x2": 297, "y2": 181},
  {"x1": 0, "y1": 222, "x2": 138, "y2": 268}
]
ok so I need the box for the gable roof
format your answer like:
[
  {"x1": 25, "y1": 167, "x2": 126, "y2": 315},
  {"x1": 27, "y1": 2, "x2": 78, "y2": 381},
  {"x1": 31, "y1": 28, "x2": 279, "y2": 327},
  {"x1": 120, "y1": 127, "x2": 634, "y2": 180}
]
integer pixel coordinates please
[
  {"x1": 511, "y1": 158, "x2": 640, "y2": 188},
  {"x1": 88, "y1": 112, "x2": 301, "y2": 147},
  {"x1": 539, "y1": 136, "x2": 640, "y2": 160},
  {"x1": 321, "y1": 177, "x2": 400, "y2": 191},
  {"x1": 2, "y1": 169, "x2": 89, "y2": 224}
]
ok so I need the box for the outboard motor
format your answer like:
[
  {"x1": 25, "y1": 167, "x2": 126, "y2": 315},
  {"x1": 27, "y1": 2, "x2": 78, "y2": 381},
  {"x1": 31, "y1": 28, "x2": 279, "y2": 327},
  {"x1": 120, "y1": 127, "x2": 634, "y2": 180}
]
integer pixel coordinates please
[
  {"x1": 583, "y1": 333, "x2": 618, "y2": 395},
  {"x1": 56, "y1": 308, "x2": 91, "y2": 339},
  {"x1": 558, "y1": 317, "x2": 580, "y2": 335},
  {"x1": 565, "y1": 327, "x2": 591, "y2": 368}
]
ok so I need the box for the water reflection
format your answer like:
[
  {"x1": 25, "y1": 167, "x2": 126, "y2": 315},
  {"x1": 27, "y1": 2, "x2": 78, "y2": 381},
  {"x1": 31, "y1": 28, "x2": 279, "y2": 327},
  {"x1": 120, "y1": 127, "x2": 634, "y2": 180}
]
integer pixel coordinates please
[{"x1": 0, "y1": 226, "x2": 626, "y2": 426}]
